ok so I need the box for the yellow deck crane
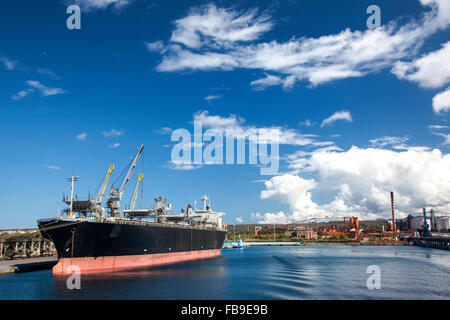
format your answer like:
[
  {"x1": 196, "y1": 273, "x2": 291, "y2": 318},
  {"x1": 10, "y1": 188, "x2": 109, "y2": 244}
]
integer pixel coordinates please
[
  {"x1": 130, "y1": 173, "x2": 143, "y2": 210},
  {"x1": 95, "y1": 164, "x2": 114, "y2": 215}
]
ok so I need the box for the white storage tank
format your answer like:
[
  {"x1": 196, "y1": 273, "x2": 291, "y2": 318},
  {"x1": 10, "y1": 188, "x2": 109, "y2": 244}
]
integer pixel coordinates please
[
  {"x1": 410, "y1": 217, "x2": 431, "y2": 230},
  {"x1": 435, "y1": 217, "x2": 450, "y2": 231}
]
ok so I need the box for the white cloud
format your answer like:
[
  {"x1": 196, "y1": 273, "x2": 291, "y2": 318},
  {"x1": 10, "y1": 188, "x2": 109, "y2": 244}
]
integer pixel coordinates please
[
  {"x1": 432, "y1": 132, "x2": 450, "y2": 144},
  {"x1": 157, "y1": 44, "x2": 238, "y2": 72},
  {"x1": 299, "y1": 120, "x2": 315, "y2": 127},
  {"x1": 432, "y1": 87, "x2": 450, "y2": 113},
  {"x1": 36, "y1": 67, "x2": 60, "y2": 80},
  {"x1": 261, "y1": 174, "x2": 318, "y2": 216},
  {"x1": 12, "y1": 81, "x2": 64, "y2": 99},
  {"x1": 250, "y1": 74, "x2": 296, "y2": 91},
  {"x1": 102, "y1": 129, "x2": 124, "y2": 137},
  {"x1": 26, "y1": 80, "x2": 66, "y2": 96},
  {"x1": 151, "y1": 1, "x2": 450, "y2": 89},
  {"x1": 154, "y1": 127, "x2": 173, "y2": 135},
  {"x1": 204, "y1": 94, "x2": 222, "y2": 101},
  {"x1": 235, "y1": 217, "x2": 243, "y2": 223},
  {"x1": 428, "y1": 124, "x2": 449, "y2": 129},
  {"x1": 169, "y1": 160, "x2": 203, "y2": 170},
  {"x1": 194, "y1": 110, "x2": 244, "y2": 128},
  {"x1": 70, "y1": 0, "x2": 132, "y2": 11},
  {"x1": 193, "y1": 110, "x2": 333, "y2": 146},
  {"x1": 167, "y1": 111, "x2": 334, "y2": 171},
  {"x1": 169, "y1": 4, "x2": 272, "y2": 49},
  {"x1": 369, "y1": 136, "x2": 409, "y2": 149},
  {"x1": 144, "y1": 40, "x2": 166, "y2": 53},
  {"x1": 419, "y1": 0, "x2": 450, "y2": 32},
  {"x1": 11, "y1": 89, "x2": 33, "y2": 100},
  {"x1": 392, "y1": 41, "x2": 450, "y2": 88},
  {"x1": 108, "y1": 142, "x2": 120, "y2": 149},
  {"x1": 250, "y1": 212, "x2": 262, "y2": 220},
  {"x1": 250, "y1": 74, "x2": 282, "y2": 90},
  {"x1": 251, "y1": 211, "x2": 289, "y2": 224},
  {"x1": 0, "y1": 57, "x2": 17, "y2": 70},
  {"x1": 41, "y1": 164, "x2": 62, "y2": 170},
  {"x1": 76, "y1": 133, "x2": 88, "y2": 141},
  {"x1": 320, "y1": 110, "x2": 352, "y2": 127},
  {"x1": 257, "y1": 146, "x2": 450, "y2": 223}
]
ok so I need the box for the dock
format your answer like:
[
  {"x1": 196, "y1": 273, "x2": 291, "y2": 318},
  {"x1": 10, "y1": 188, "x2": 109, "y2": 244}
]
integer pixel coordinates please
[
  {"x1": 223, "y1": 241, "x2": 302, "y2": 248},
  {"x1": 0, "y1": 256, "x2": 57, "y2": 275},
  {"x1": 409, "y1": 235, "x2": 450, "y2": 250}
]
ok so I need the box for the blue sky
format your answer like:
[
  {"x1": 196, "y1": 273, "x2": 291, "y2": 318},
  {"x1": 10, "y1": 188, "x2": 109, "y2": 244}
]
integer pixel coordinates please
[{"x1": 1, "y1": 0, "x2": 450, "y2": 228}]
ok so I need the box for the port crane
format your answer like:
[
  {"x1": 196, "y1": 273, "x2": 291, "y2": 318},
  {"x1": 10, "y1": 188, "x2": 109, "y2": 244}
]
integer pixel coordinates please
[
  {"x1": 421, "y1": 208, "x2": 432, "y2": 237},
  {"x1": 130, "y1": 173, "x2": 143, "y2": 210},
  {"x1": 106, "y1": 144, "x2": 144, "y2": 217},
  {"x1": 95, "y1": 164, "x2": 114, "y2": 216}
]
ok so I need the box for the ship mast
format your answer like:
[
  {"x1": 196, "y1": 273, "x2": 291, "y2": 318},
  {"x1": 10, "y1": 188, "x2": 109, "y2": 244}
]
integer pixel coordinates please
[{"x1": 66, "y1": 175, "x2": 79, "y2": 218}]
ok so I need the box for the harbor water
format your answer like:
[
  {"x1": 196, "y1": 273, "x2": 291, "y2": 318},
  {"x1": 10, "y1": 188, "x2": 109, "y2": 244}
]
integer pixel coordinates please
[{"x1": 0, "y1": 245, "x2": 449, "y2": 299}]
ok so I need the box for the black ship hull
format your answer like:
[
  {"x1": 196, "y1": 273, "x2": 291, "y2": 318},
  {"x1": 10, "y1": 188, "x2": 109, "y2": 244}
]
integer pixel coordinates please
[{"x1": 38, "y1": 218, "x2": 227, "y2": 274}]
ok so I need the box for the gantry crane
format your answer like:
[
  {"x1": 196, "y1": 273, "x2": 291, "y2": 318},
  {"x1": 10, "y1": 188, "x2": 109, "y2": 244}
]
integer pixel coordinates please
[
  {"x1": 106, "y1": 144, "x2": 144, "y2": 217},
  {"x1": 130, "y1": 173, "x2": 143, "y2": 210}
]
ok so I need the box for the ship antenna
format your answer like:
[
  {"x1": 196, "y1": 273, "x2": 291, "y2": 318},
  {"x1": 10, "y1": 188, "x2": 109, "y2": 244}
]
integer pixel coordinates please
[{"x1": 201, "y1": 195, "x2": 208, "y2": 211}]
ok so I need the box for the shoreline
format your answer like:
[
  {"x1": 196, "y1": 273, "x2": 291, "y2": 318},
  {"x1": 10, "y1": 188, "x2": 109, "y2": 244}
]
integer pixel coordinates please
[{"x1": 223, "y1": 241, "x2": 409, "y2": 248}]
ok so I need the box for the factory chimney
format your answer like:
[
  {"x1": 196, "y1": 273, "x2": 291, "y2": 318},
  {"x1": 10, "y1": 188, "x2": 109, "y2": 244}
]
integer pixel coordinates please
[{"x1": 390, "y1": 191, "x2": 396, "y2": 232}]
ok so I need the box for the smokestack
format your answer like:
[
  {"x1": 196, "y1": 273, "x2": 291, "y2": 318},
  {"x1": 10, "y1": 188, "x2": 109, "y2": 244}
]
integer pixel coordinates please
[
  {"x1": 430, "y1": 209, "x2": 435, "y2": 231},
  {"x1": 390, "y1": 191, "x2": 396, "y2": 232}
]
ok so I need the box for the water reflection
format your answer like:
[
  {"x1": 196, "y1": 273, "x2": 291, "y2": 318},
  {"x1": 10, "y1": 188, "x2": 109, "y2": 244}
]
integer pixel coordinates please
[{"x1": 52, "y1": 256, "x2": 228, "y2": 299}]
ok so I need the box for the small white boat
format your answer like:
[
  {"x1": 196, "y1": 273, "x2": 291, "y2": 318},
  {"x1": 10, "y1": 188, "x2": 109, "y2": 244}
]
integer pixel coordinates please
[{"x1": 233, "y1": 236, "x2": 245, "y2": 248}]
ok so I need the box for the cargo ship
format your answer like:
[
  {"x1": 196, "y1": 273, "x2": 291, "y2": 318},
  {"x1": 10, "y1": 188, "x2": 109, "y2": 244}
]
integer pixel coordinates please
[{"x1": 38, "y1": 145, "x2": 227, "y2": 274}]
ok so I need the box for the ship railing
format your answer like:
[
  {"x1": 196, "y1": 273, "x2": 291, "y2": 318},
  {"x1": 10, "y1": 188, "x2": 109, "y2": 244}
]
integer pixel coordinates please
[{"x1": 101, "y1": 217, "x2": 221, "y2": 231}]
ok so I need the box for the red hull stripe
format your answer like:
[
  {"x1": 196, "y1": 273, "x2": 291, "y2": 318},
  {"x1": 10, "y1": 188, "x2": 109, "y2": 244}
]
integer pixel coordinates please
[{"x1": 53, "y1": 249, "x2": 221, "y2": 274}]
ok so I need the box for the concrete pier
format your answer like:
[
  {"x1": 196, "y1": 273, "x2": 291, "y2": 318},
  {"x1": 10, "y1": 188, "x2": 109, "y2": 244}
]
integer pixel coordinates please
[{"x1": 0, "y1": 256, "x2": 57, "y2": 275}]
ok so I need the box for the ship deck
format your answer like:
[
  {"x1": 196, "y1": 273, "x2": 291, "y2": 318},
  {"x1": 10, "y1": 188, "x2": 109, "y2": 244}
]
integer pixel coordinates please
[{"x1": 38, "y1": 217, "x2": 225, "y2": 233}]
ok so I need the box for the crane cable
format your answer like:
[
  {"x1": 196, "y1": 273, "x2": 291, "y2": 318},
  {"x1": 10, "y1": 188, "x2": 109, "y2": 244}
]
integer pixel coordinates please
[{"x1": 110, "y1": 155, "x2": 134, "y2": 189}]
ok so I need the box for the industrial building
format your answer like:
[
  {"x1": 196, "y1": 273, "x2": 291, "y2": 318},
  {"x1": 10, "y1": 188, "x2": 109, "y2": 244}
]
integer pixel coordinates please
[
  {"x1": 285, "y1": 225, "x2": 318, "y2": 239},
  {"x1": 435, "y1": 217, "x2": 450, "y2": 231},
  {"x1": 410, "y1": 217, "x2": 432, "y2": 230},
  {"x1": 393, "y1": 215, "x2": 449, "y2": 232}
]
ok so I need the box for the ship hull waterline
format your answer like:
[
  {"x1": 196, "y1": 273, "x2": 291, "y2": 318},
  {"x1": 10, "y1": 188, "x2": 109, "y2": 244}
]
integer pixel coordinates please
[
  {"x1": 38, "y1": 218, "x2": 227, "y2": 275},
  {"x1": 53, "y1": 249, "x2": 222, "y2": 274}
]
